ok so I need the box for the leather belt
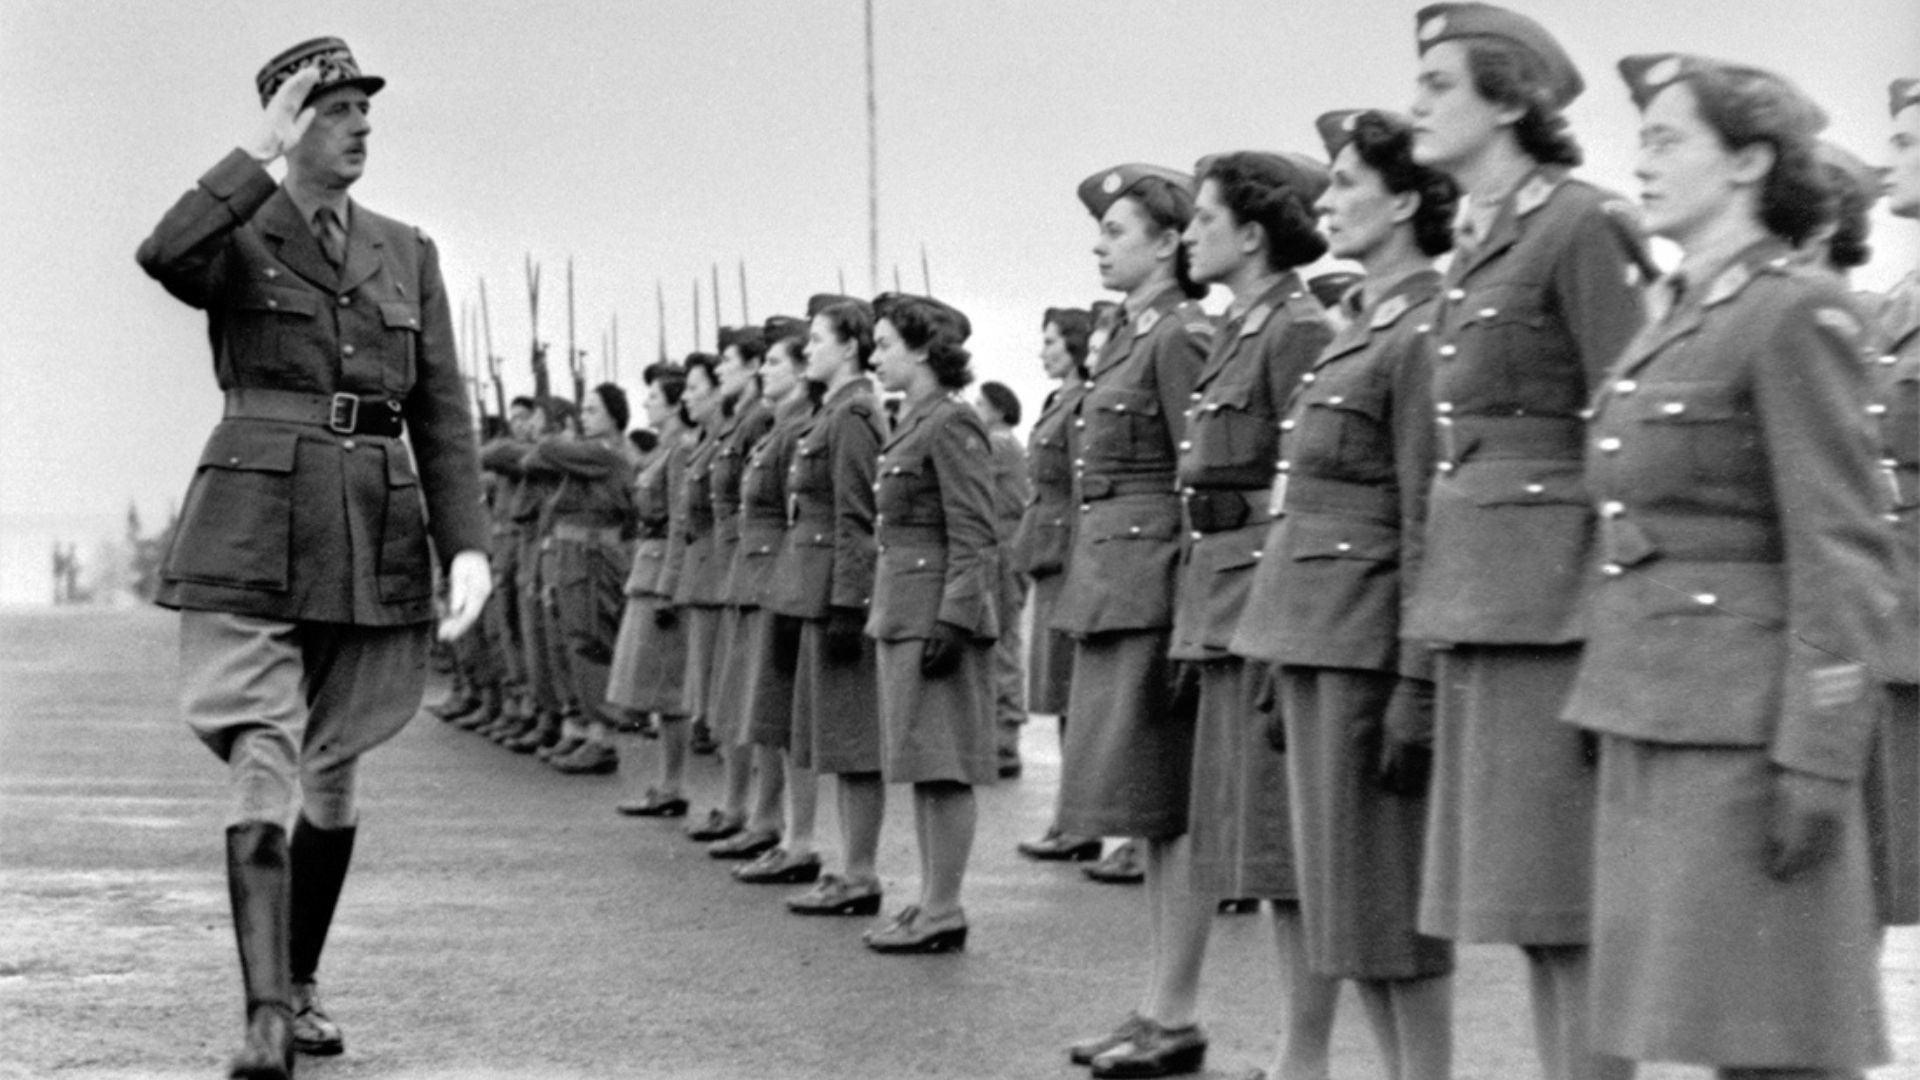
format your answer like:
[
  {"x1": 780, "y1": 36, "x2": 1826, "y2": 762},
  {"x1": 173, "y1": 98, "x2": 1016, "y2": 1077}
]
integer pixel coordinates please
[
  {"x1": 224, "y1": 387, "x2": 404, "y2": 438},
  {"x1": 1079, "y1": 473, "x2": 1177, "y2": 502},
  {"x1": 1436, "y1": 414, "x2": 1583, "y2": 464},
  {"x1": 1275, "y1": 474, "x2": 1399, "y2": 523},
  {"x1": 1182, "y1": 489, "x2": 1270, "y2": 535},
  {"x1": 551, "y1": 523, "x2": 624, "y2": 546},
  {"x1": 1600, "y1": 514, "x2": 1780, "y2": 568}
]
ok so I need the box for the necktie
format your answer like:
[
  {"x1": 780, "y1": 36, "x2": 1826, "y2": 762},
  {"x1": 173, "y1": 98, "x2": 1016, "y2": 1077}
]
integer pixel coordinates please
[{"x1": 314, "y1": 208, "x2": 346, "y2": 270}]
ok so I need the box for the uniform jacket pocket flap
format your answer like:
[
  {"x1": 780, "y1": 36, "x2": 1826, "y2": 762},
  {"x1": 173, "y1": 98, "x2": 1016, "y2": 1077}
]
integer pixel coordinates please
[
  {"x1": 1455, "y1": 460, "x2": 1589, "y2": 507},
  {"x1": 1632, "y1": 563, "x2": 1785, "y2": 626},
  {"x1": 198, "y1": 424, "x2": 300, "y2": 473},
  {"x1": 1301, "y1": 378, "x2": 1388, "y2": 420},
  {"x1": 385, "y1": 444, "x2": 420, "y2": 486},
  {"x1": 1088, "y1": 386, "x2": 1162, "y2": 418},
  {"x1": 1089, "y1": 510, "x2": 1179, "y2": 544},
  {"x1": 1285, "y1": 515, "x2": 1398, "y2": 562},
  {"x1": 380, "y1": 301, "x2": 423, "y2": 331},
  {"x1": 238, "y1": 285, "x2": 320, "y2": 317},
  {"x1": 1629, "y1": 381, "x2": 1741, "y2": 423},
  {"x1": 1458, "y1": 284, "x2": 1547, "y2": 327}
]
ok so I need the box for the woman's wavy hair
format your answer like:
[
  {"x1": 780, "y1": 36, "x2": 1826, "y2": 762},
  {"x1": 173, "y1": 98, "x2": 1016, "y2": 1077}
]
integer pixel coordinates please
[
  {"x1": 1345, "y1": 111, "x2": 1463, "y2": 257},
  {"x1": 1463, "y1": 36, "x2": 1583, "y2": 166}
]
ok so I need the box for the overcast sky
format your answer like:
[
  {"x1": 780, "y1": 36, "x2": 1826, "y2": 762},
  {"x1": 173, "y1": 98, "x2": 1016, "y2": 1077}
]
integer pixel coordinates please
[{"x1": 1, "y1": 0, "x2": 1914, "y2": 604}]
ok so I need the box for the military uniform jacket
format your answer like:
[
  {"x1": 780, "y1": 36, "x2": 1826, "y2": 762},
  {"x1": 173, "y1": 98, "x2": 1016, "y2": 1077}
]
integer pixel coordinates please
[
  {"x1": 624, "y1": 429, "x2": 690, "y2": 600},
  {"x1": 1229, "y1": 271, "x2": 1440, "y2": 679},
  {"x1": 673, "y1": 429, "x2": 725, "y2": 607},
  {"x1": 711, "y1": 396, "x2": 776, "y2": 606},
  {"x1": 138, "y1": 150, "x2": 487, "y2": 625},
  {"x1": 726, "y1": 395, "x2": 816, "y2": 609},
  {"x1": 523, "y1": 433, "x2": 637, "y2": 533},
  {"x1": 1010, "y1": 382, "x2": 1087, "y2": 577},
  {"x1": 1171, "y1": 273, "x2": 1332, "y2": 659},
  {"x1": 768, "y1": 377, "x2": 886, "y2": 620},
  {"x1": 479, "y1": 435, "x2": 529, "y2": 535},
  {"x1": 1053, "y1": 284, "x2": 1212, "y2": 635},
  {"x1": 868, "y1": 393, "x2": 1001, "y2": 642},
  {"x1": 1871, "y1": 272, "x2": 1920, "y2": 683},
  {"x1": 1402, "y1": 167, "x2": 1651, "y2": 645},
  {"x1": 1562, "y1": 240, "x2": 1897, "y2": 782},
  {"x1": 985, "y1": 428, "x2": 1031, "y2": 541}
]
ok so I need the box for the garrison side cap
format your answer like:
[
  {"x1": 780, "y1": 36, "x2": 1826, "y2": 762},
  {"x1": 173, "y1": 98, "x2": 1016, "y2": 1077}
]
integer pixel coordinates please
[
  {"x1": 1893, "y1": 78, "x2": 1920, "y2": 117},
  {"x1": 1077, "y1": 163, "x2": 1195, "y2": 221},
  {"x1": 1618, "y1": 53, "x2": 1827, "y2": 137},
  {"x1": 1415, "y1": 3, "x2": 1582, "y2": 108},
  {"x1": 1314, "y1": 108, "x2": 1414, "y2": 162},
  {"x1": 806, "y1": 293, "x2": 865, "y2": 318},
  {"x1": 872, "y1": 293, "x2": 972, "y2": 343},
  {"x1": 1194, "y1": 150, "x2": 1333, "y2": 204},
  {"x1": 1042, "y1": 306, "x2": 1090, "y2": 328},
  {"x1": 256, "y1": 36, "x2": 384, "y2": 109},
  {"x1": 761, "y1": 314, "x2": 807, "y2": 342}
]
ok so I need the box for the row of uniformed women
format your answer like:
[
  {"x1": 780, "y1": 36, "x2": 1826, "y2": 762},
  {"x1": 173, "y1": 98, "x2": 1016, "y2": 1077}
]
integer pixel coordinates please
[
  {"x1": 1046, "y1": 7, "x2": 1915, "y2": 1080},
  {"x1": 603, "y1": 291, "x2": 1006, "y2": 951}
]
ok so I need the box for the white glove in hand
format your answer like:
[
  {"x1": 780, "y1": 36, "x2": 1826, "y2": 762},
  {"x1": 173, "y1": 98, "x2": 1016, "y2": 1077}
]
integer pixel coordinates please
[
  {"x1": 244, "y1": 67, "x2": 321, "y2": 163},
  {"x1": 437, "y1": 550, "x2": 493, "y2": 642}
]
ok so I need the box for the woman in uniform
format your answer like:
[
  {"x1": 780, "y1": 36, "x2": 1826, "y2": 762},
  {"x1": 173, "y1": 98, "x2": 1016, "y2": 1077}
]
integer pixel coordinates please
[
  {"x1": 1051, "y1": 162, "x2": 1212, "y2": 1075},
  {"x1": 610, "y1": 364, "x2": 696, "y2": 815},
  {"x1": 1099, "y1": 149, "x2": 1339, "y2": 1080},
  {"x1": 675, "y1": 354, "x2": 743, "y2": 840},
  {"x1": 776, "y1": 297, "x2": 891, "y2": 917},
  {"x1": 1402, "y1": 7, "x2": 1649, "y2": 1078},
  {"x1": 1562, "y1": 53, "x2": 1895, "y2": 1077},
  {"x1": 861, "y1": 294, "x2": 1000, "y2": 953},
  {"x1": 700, "y1": 329, "x2": 782, "y2": 857},
  {"x1": 1014, "y1": 307, "x2": 1102, "y2": 863},
  {"x1": 1233, "y1": 110, "x2": 1459, "y2": 1080},
  {"x1": 727, "y1": 318, "x2": 829, "y2": 884},
  {"x1": 525, "y1": 383, "x2": 638, "y2": 775}
]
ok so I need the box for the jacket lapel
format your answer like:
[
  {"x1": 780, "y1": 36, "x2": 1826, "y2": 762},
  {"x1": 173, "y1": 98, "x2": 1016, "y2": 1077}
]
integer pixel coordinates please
[
  {"x1": 337, "y1": 204, "x2": 385, "y2": 294},
  {"x1": 256, "y1": 189, "x2": 340, "y2": 290}
]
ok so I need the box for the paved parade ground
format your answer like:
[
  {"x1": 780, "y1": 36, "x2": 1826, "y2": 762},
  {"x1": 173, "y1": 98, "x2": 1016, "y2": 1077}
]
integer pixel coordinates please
[{"x1": 2, "y1": 607, "x2": 1915, "y2": 1079}]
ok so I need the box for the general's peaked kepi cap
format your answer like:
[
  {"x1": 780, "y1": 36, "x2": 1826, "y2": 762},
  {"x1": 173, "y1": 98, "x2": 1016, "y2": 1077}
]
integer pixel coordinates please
[
  {"x1": 1893, "y1": 78, "x2": 1920, "y2": 117},
  {"x1": 1077, "y1": 164, "x2": 1194, "y2": 220},
  {"x1": 256, "y1": 37, "x2": 385, "y2": 108},
  {"x1": 1415, "y1": 4, "x2": 1582, "y2": 109}
]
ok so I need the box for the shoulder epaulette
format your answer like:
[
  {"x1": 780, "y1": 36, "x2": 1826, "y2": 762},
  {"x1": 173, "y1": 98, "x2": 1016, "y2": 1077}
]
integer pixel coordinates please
[{"x1": 1370, "y1": 294, "x2": 1412, "y2": 330}]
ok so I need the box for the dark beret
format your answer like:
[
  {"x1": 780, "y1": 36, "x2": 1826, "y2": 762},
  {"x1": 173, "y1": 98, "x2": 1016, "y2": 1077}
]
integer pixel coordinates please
[
  {"x1": 1076, "y1": 163, "x2": 1195, "y2": 221},
  {"x1": 256, "y1": 37, "x2": 384, "y2": 109},
  {"x1": 1415, "y1": 3, "x2": 1582, "y2": 109}
]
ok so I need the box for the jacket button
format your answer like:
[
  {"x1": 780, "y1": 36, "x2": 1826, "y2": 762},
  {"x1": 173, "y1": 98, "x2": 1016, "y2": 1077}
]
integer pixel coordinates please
[
  {"x1": 1191, "y1": 531, "x2": 1202, "y2": 541},
  {"x1": 1524, "y1": 483, "x2": 1544, "y2": 494},
  {"x1": 1661, "y1": 402, "x2": 1685, "y2": 415},
  {"x1": 1190, "y1": 392, "x2": 1203, "y2": 402},
  {"x1": 1867, "y1": 403, "x2": 1888, "y2": 416},
  {"x1": 1328, "y1": 395, "x2": 1344, "y2": 405},
  {"x1": 342, "y1": 439, "x2": 356, "y2": 450},
  {"x1": 1693, "y1": 593, "x2": 1717, "y2": 606},
  {"x1": 1597, "y1": 437, "x2": 1622, "y2": 453},
  {"x1": 338, "y1": 295, "x2": 351, "y2": 306},
  {"x1": 1277, "y1": 460, "x2": 1290, "y2": 472},
  {"x1": 1602, "y1": 562, "x2": 1623, "y2": 576},
  {"x1": 915, "y1": 558, "x2": 927, "y2": 568},
  {"x1": 1251, "y1": 550, "x2": 1262, "y2": 559},
  {"x1": 1300, "y1": 373, "x2": 1316, "y2": 384},
  {"x1": 1881, "y1": 354, "x2": 1899, "y2": 366},
  {"x1": 1601, "y1": 500, "x2": 1625, "y2": 517},
  {"x1": 1438, "y1": 344, "x2": 1457, "y2": 357},
  {"x1": 1129, "y1": 526, "x2": 1142, "y2": 535},
  {"x1": 1437, "y1": 462, "x2": 1454, "y2": 473},
  {"x1": 265, "y1": 268, "x2": 279, "y2": 279},
  {"x1": 1448, "y1": 288, "x2": 1466, "y2": 301},
  {"x1": 1615, "y1": 379, "x2": 1637, "y2": 393},
  {"x1": 266, "y1": 298, "x2": 279, "y2": 309},
  {"x1": 1279, "y1": 419, "x2": 1294, "y2": 431},
  {"x1": 342, "y1": 344, "x2": 356, "y2": 356},
  {"x1": 228, "y1": 456, "x2": 240, "y2": 465},
  {"x1": 1336, "y1": 541, "x2": 1351, "y2": 552},
  {"x1": 1436, "y1": 401, "x2": 1453, "y2": 415},
  {"x1": 1178, "y1": 440, "x2": 1192, "y2": 451},
  {"x1": 1478, "y1": 307, "x2": 1497, "y2": 318}
]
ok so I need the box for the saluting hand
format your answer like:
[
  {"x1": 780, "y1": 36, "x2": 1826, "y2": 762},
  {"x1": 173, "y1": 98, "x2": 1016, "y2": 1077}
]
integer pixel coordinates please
[
  {"x1": 437, "y1": 550, "x2": 493, "y2": 642},
  {"x1": 1765, "y1": 766, "x2": 1851, "y2": 881},
  {"x1": 244, "y1": 67, "x2": 321, "y2": 163}
]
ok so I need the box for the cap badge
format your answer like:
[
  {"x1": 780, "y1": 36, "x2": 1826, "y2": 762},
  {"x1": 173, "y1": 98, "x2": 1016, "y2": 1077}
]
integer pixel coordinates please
[
  {"x1": 1645, "y1": 56, "x2": 1683, "y2": 88},
  {"x1": 1418, "y1": 14, "x2": 1447, "y2": 41},
  {"x1": 1341, "y1": 112, "x2": 1360, "y2": 132},
  {"x1": 1371, "y1": 295, "x2": 1411, "y2": 329},
  {"x1": 1102, "y1": 172, "x2": 1124, "y2": 195}
]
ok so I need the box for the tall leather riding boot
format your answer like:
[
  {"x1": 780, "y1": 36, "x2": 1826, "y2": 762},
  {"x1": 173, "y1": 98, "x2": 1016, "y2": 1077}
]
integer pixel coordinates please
[
  {"x1": 226, "y1": 822, "x2": 294, "y2": 1080},
  {"x1": 288, "y1": 816, "x2": 357, "y2": 1055}
]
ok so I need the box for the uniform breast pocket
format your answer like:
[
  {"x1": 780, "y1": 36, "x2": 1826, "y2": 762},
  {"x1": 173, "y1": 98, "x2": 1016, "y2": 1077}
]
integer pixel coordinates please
[
  {"x1": 165, "y1": 424, "x2": 302, "y2": 591},
  {"x1": 379, "y1": 302, "x2": 422, "y2": 390},
  {"x1": 377, "y1": 444, "x2": 432, "y2": 602},
  {"x1": 1296, "y1": 378, "x2": 1390, "y2": 476},
  {"x1": 875, "y1": 458, "x2": 935, "y2": 521},
  {"x1": 232, "y1": 285, "x2": 320, "y2": 375},
  {"x1": 1084, "y1": 386, "x2": 1164, "y2": 463},
  {"x1": 1190, "y1": 381, "x2": 1272, "y2": 469},
  {"x1": 1629, "y1": 381, "x2": 1759, "y2": 488},
  {"x1": 1455, "y1": 283, "x2": 1567, "y2": 376}
]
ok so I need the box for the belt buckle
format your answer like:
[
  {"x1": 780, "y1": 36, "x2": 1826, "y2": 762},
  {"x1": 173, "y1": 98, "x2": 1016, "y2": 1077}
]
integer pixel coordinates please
[{"x1": 328, "y1": 392, "x2": 360, "y2": 434}]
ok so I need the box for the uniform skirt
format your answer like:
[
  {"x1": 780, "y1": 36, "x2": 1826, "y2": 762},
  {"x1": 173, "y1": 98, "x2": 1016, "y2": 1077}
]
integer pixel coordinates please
[
  {"x1": 875, "y1": 638, "x2": 997, "y2": 785},
  {"x1": 1280, "y1": 666, "x2": 1454, "y2": 981},
  {"x1": 605, "y1": 596, "x2": 686, "y2": 717},
  {"x1": 681, "y1": 605, "x2": 724, "y2": 723},
  {"x1": 1188, "y1": 659, "x2": 1294, "y2": 900},
  {"x1": 1055, "y1": 629, "x2": 1192, "y2": 840},
  {"x1": 1419, "y1": 644, "x2": 1594, "y2": 945},
  {"x1": 1026, "y1": 573, "x2": 1074, "y2": 716},
  {"x1": 705, "y1": 606, "x2": 748, "y2": 744},
  {"x1": 790, "y1": 619, "x2": 882, "y2": 775},
  {"x1": 736, "y1": 608, "x2": 799, "y2": 749},
  {"x1": 1865, "y1": 681, "x2": 1919, "y2": 925},
  {"x1": 1591, "y1": 734, "x2": 1888, "y2": 1069}
]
